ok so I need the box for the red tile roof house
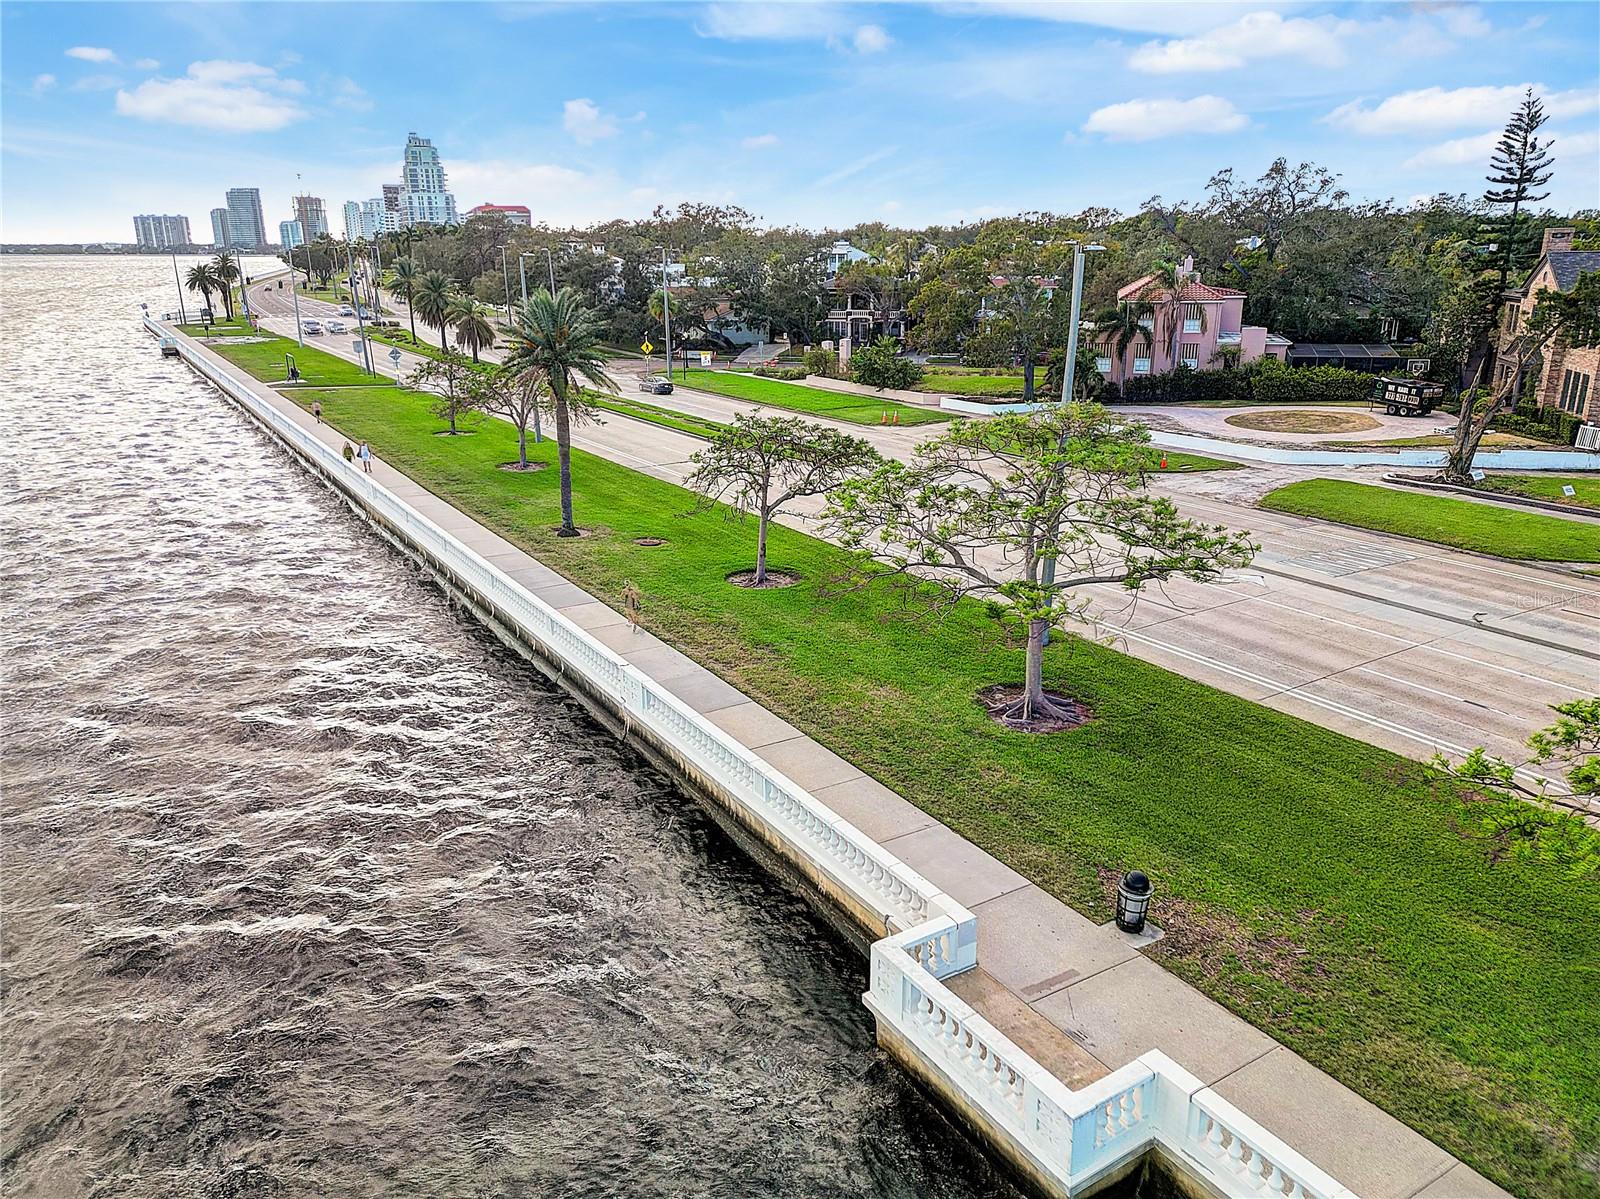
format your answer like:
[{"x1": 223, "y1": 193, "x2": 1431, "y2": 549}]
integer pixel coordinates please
[{"x1": 1094, "y1": 257, "x2": 1289, "y2": 387}]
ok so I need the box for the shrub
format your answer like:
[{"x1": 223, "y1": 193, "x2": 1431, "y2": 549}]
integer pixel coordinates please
[
  {"x1": 1247, "y1": 362, "x2": 1372, "y2": 405},
  {"x1": 754, "y1": 366, "x2": 809, "y2": 381},
  {"x1": 802, "y1": 347, "x2": 839, "y2": 378},
  {"x1": 1498, "y1": 404, "x2": 1580, "y2": 445},
  {"x1": 850, "y1": 337, "x2": 924, "y2": 391},
  {"x1": 961, "y1": 324, "x2": 1014, "y2": 368},
  {"x1": 1119, "y1": 366, "x2": 1249, "y2": 405}
]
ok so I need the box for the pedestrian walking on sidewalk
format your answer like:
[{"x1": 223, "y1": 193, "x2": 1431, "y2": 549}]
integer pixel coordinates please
[
  {"x1": 311, "y1": 399, "x2": 323, "y2": 424},
  {"x1": 357, "y1": 441, "x2": 372, "y2": 474}
]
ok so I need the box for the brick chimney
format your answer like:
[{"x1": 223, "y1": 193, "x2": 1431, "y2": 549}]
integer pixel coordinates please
[{"x1": 1541, "y1": 227, "x2": 1575, "y2": 256}]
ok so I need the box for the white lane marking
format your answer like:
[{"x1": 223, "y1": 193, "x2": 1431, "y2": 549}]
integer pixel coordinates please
[
  {"x1": 1241, "y1": 594, "x2": 1419, "y2": 645},
  {"x1": 1413, "y1": 644, "x2": 1595, "y2": 693},
  {"x1": 1349, "y1": 664, "x2": 1531, "y2": 719},
  {"x1": 1101, "y1": 620, "x2": 1563, "y2": 793}
]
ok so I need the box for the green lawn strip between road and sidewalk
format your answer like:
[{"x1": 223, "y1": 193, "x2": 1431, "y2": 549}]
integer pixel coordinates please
[
  {"x1": 211, "y1": 333, "x2": 1597, "y2": 1198},
  {"x1": 1261, "y1": 479, "x2": 1600, "y2": 562},
  {"x1": 1477, "y1": 473, "x2": 1600, "y2": 512},
  {"x1": 587, "y1": 392, "x2": 730, "y2": 440},
  {"x1": 677, "y1": 368, "x2": 952, "y2": 426},
  {"x1": 918, "y1": 371, "x2": 1033, "y2": 398},
  {"x1": 203, "y1": 332, "x2": 396, "y2": 389}
]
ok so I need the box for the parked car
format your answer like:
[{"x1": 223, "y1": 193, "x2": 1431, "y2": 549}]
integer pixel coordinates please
[
  {"x1": 638, "y1": 375, "x2": 674, "y2": 395},
  {"x1": 326, "y1": 319, "x2": 348, "y2": 335},
  {"x1": 302, "y1": 319, "x2": 323, "y2": 335}
]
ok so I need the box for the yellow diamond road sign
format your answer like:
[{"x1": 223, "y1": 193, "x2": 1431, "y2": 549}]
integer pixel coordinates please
[{"x1": 641, "y1": 339, "x2": 654, "y2": 354}]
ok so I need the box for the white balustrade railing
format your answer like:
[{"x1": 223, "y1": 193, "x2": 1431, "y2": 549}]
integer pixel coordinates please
[
  {"x1": 156, "y1": 317, "x2": 1360, "y2": 1199},
  {"x1": 151, "y1": 319, "x2": 973, "y2": 964}
]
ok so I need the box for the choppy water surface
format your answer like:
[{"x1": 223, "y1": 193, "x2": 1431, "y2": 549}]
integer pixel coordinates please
[{"x1": 0, "y1": 257, "x2": 1022, "y2": 1198}]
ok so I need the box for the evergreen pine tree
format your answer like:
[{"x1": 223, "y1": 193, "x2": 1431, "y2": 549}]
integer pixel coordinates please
[{"x1": 1482, "y1": 89, "x2": 1555, "y2": 291}]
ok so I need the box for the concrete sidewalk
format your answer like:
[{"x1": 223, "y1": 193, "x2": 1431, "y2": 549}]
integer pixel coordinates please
[{"x1": 174, "y1": 319, "x2": 1512, "y2": 1199}]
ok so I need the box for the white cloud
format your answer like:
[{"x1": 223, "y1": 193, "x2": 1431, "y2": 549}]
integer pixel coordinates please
[
  {"x1": 562, "y1": 98, "x2": 622, "y2": 144},
  {"x1": 853, "y1": 23, "x2": 892, "y2": 53},
  {"x1": 66, "y1": 46, "x2": 117, "y2": 63},
  {"x1": 697, "y1": 2, "x2": 843, "y2": 41},
  {"x1": 1326, "y1": 84, "x2": 1600, "y2": 135},
  {"x1": 1083, "y1": 95, "x2": 1248, "y2": 142},
  {"x1": 331, "y1": 76, "x2": 372, "y2": 112},
  {"x1": 70, "y1": 74, "x2": 124, "y2": 92},
  {"x1": 741, "y1": 132, "x2": 780, "y2": 149},
  {"x1": 698, "y1": 3, "x2": 889, "y2": 53},
  {"x1": 30, "y1": 74, "x2": 57, "y2": 96},
  {"x1": 114, "y1": 60, "x2": 307, "y2": 132},
  {"x1": 1129, "y1": 12, "x2": 1356, "y2": 73},
  {"x1": 935, "y1": 3, "x2": 1235, "y2": 35},
  {"x1": 133, "y1": 58, "x2": 160, "y2": 71},
  {"x1": 1404, "y1": 125, "x2": 1599, "y2": 170}
]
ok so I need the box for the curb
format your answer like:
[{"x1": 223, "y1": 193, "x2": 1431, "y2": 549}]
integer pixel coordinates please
[{"x1": 1381, "y1": 472, "x2": 1597, "y2": 519}]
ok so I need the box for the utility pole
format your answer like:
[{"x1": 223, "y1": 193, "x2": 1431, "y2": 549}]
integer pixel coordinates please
[
  {"x1": 170, "y1": 249, "x2": 188, "y2": 325},
  {"x1": 501, "y1": 246, "x2": 512, "y2": 320},
  {"x1": 519, "y1": 254, "x2": 528, "y2": 305},
  {"x1": 661, "y1": 246, "x2": 673, "y2": 380},
  {"x1": 545, "y1": 245, "x2": 557, "y2": 292},
  {"x1": 290, "y1": 241, "x2": 304, "y2": 346},
  {"x1": 1040, "y1": 241, "x2": 1103, "y2": 644}
]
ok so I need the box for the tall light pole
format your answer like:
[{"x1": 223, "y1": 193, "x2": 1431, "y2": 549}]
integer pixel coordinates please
[
  {"x1": 289, "y1": 237, "x2": 304, "y2": 346},
  {"x1": 545, "y1": 245, "x2": 557, "y2": 292},
  {"x1": 1058, "y1": 242, "x2": 1104, "y2": 405},
  {"x1": 514, "y1": 252, "x2": 543, "y2": 444},
  {"x1": 170, "y1": 249, "x2": 188, "y2": 325},
  {"x1": 500, "y1": 246, "x2": 513, "y2": 320},
  {"x1": 1039, "y1": 241, "x2": 1104, "y2": 644},
  {"x1": 661, "y1": 246, "x2": 673, "y2": 380}
]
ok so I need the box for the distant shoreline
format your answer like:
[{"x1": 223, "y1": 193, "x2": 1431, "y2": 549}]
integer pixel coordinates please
[{"x1": 2, "y1": 246, "x2": 282, "y2": 256}]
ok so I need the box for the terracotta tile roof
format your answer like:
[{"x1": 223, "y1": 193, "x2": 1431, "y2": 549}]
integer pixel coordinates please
[{"x1": 1116, "y1": 274, "x2": 1246, "y2": 303}]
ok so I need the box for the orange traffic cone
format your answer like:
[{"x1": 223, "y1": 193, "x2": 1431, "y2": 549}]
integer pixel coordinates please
[
  {"x1": 892, "y1": 411, "x2": 900, "y2": 425},
  {"x1": 880, "y1": 412, "x2": 888, "y2": 425},
  {"x1": 1160, "y1": 454, "x2": 1168, "y2": 470}
]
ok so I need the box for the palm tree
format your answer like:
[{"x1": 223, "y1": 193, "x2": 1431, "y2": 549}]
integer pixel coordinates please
[
  {"x1": 184, "y1": 263, "x2": 220, "y2": 322},
  {"x1": 449, "y1": 296, "x2": 496, "y2": 362},
  {"x1": 501, "y1": 288, "x2": 618, "y2": 537},
  {"x1": 413, "y1": 269, "x2": 456, "y2": 350},
  {"x1": 391, "y1": 257, "x2": 421, "y2": 345},
  {"x1": 211, "y1": 252, "x2": 240, "y2": 320}
]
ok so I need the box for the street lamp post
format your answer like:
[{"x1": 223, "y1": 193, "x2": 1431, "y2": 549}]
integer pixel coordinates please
[
  {"x1": 170, "y1": 249, "x2": 188, "y2": 325},
  {"x1": 514, "y1": 252, "x2": 543, "y2": 444},
  {"x1": 545, "y1": 246, "x2": 557, "y2": 292},
  {"x1": 661, "y1": 246, "x2": 673, "y2": 381},
  {"x1": 289, "y1": 240, "x2": 304, "y2": 346},
  {"x1": 500, "y1": 246, "x2": 513, "y2": 321},
  {"x1": 1039, "y1": 241, "x2": 1104, "y2": 645},
  {"x1": 349, "y1": 271, "x2": 374, "y2": 374}
]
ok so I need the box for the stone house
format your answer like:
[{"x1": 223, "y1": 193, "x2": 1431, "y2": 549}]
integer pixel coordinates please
[{"x1": 1497, "y1": 227, "x2": 1599, "y2": 423}]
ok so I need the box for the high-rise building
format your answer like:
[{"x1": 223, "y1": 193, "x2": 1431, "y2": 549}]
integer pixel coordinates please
[
  {"x1": 292, "y1": 195, "x2": 328, "y2": 240},
  {"x1": 210, "y1": 207, "x2": 231, "y2": 248},
  {"x1": 361, "y1": 198, "x2": 388, "y2": 237},
  {"x1": 381, "y1": 184, "x2": 402, "y2": 228},
  {"x1": 279, "y1": 220, "x2": 305, "y2": 250},
  {"x1": 132, "y1": 213, "x2": 192, "y2": 250},
  {"x1": 342, "y1": 201, "x2": 362, "y2": 240},
  {"x1": 398, "y1": 132, "x2": 458, "y2": 228},
  {"x1": 224, "y1": 187, "x2": 266, "y2": 250}
]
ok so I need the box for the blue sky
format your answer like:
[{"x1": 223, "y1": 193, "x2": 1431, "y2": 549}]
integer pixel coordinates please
[{"x1": 4, "y1": 1, "x2": 1597, "y2": 242}]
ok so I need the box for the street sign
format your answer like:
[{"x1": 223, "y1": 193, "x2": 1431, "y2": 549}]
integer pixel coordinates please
[
  {"x1": 388, "y1": 348, "x2": 403, "y2": 364},
  {"x1": 1470, "y1": 469, "x2": 1486, "y2": 482},
  {"x1": 352, "y1": 341, "x2": 364, "y2": 357},
  {"x1": 1562, "y1": 485, "x2": 1577, "y2": 497},
  {"x1": 699, "y1": 350, "x2": 713, "y2": 366},
  {"x1": 641, "y1": 339, "x2": 654, "y2": 354}
]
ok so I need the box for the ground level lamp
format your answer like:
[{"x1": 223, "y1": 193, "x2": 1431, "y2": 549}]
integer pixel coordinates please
[{"x1": 1115, "y1": 870, "x2": 1154, "y2": 934}]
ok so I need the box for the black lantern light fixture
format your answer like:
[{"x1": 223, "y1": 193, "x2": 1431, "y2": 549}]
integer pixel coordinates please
[{"x1": 1115, "y1": 870, "x2": 1154, "y2": 935}]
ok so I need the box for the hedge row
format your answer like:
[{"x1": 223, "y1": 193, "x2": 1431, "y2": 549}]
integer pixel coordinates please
[{"x1": 1116, "y1": 363, "x2": 1375, "y2": 406}]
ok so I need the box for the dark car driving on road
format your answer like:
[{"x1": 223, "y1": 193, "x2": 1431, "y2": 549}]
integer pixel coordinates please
[{"x1": 638, "y1": 375, "x2": 674, "y2": 395}]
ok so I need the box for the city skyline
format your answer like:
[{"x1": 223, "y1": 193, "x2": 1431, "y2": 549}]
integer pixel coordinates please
[{"x1": 3, "y1": 1, "x2": 1597, "y2": 243}]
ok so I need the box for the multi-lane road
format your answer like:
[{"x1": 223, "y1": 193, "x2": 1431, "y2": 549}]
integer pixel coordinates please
[{"x1": 243, "y1": 273, "x2": 1600, "y2": 801}]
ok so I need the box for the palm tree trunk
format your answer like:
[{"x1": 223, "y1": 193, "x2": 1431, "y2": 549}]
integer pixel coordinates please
[
  {"x1": 406, "y1": 294, "x2": 417, "y2": 346},
  {"x1": 1022, "y1": 358, "x2": 1036, "y2": 404},
  {"x1": 554, "y1": 387, "x2": 577, "y2": 535}
]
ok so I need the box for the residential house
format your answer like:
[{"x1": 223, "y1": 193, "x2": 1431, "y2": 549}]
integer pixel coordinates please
[
  {"x1": 822, "y1": 240, "x2": 906, "y2": 345},
  {"x1": 1497, "y1": 227, "x2": 1599, "y2": 424},
  {"x1": 1095, "y1": 258, "x2": 1287, "y2": 386}
]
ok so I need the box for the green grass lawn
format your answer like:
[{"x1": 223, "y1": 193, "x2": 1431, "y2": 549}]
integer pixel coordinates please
[
  {"x1": 589, "y1": 392, "x2": 730, "y2": 440},
  {"x1": 202, "y1": 329, "x2": 395, "y2": 389},
  {"x1": 919, "y1": 371, "x2": 1030, "y2": 398},
  {"x1": 1261, "y1": 480, "x2": 1600, "y2": 562},
  {"x1": 1480, "y1": 474, "x2": 1600, "y2": 511},
  {"x1": 225, "y1": 335, "x2": 1598, "y2": 1197},
  {"x1": 679, "y1": 368, "x2": 951, "y2": 426},
  {"x1": 1156, "y1": 451, "x2": 1243, "y2": 472}
]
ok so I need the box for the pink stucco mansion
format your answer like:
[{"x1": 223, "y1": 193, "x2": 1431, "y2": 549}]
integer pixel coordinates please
[{"x1": 1094, "y1": 257, "x2": 1290, "y2": 386}]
